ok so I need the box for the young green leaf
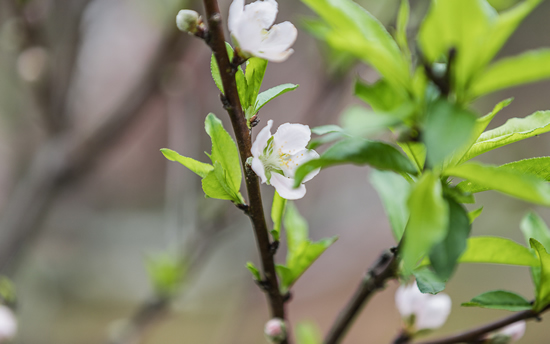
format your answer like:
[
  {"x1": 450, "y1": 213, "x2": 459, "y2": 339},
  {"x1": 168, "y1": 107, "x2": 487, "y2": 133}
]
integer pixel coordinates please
[
  {"x1": 462, "y1": 290, "x2": 532, "y2": 311},
  {"x1": 461, "y1": 110, "x2": 550, "y2": 161},
  {"x1": 369, "y1": 170, "x2": 411, "y2": 241},
  {"x1": 146, "y1": 252, "x2": 187, "y2": 297},
  {"x1": 354, "y1": 78, "x2": 406, "y2": 112},
  {"x1": 340, "y1": 105, "x2": 408, "y2": 137},
  {"x1": 521, "y1": 212, "x2": 550, "y2": 252},
  {"x1": 414, "y1": 268, "x2": 447, "y2": 295},
  {"x1": 468, "y1": 207, "x2": 484, "y2": 224},
  {"x1": 423, "y1": 99, "x2": 477, "y2": 167},
  {"x1": 401, "y1": 172, "x2": 449, "y2": 274},
  {"x1": 244, "y1": 57, "x2": 268, "y2": 107},
  {"x1": 471, "y1": 49, "x2": 550, "y2": 97},
  {"x1": 160, "y1": 148, "x2": 213, "y2": 178},
  {"x1": 253, "y1": 83, "x2": 299, "y2": 117},
  {"x1": 530, "y1": 239, "x2": 550, "y2": 312},
  {"x1": 446, "y1": 162, "x2": 550, "y2": 206},
  {"x1": 294, "y1": 138, "x2": 417, "y2": 186},
  {"x1": 204, "y1": 113, "x2": 242, "y2": 195},
  {"x1": 271, "y1": 191, "x2": 287, "y2": 241},
  {"x1": 210, "y1": 42, "x2": 238, "y2": 94},
  {"x1": 202, "y1": 163, "x2": 243, "y2": 202},
  {"x1": 296, "y1": 322, "x2": 322, "y2": 344},
  {"x1": 311, "y1": 125, "x2": 345, "y2": 136},
  {"x1": 429, "y1": 198, "x2": 471, "y2": 280},
  {"x1": 398, "y1": 141, "x2": 426, "y2": 173},
  {"x1": 395, "y1": 0, "x2": 411, "y2": 60},
  {"x1": 459, "y1": 236, "x2": 539, "y2": 266},
  {"x1": 246, "y1": 262, "x2": 262, "y2": 281}
]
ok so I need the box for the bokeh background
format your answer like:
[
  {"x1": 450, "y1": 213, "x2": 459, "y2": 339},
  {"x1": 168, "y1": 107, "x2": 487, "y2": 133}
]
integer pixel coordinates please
[{"x1": 0, "y1": 0, "x2": 549, "y2": 343}]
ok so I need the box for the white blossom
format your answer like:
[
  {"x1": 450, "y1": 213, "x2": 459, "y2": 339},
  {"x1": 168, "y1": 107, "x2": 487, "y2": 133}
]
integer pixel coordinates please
[
  {"x1": 228, "y1": 0, "x2": 297, "y2": 62},
  {"x1": 485, "y1": 321, "x2": 526, "y2": 343},
  {"x1": 0, "y1": 305, "x2": 16, "y2": 341},
  {"x1": 176, "y1": 9, "x2": 201, "y2": 33},
  {"x1": 251, "y1": 120, "x2": 319, "y2": 200},
  {"x1": 264, "y1": 318, "x2": 286, "y2": 343},
  {"x1": 395, "y1": 283, "x2": 452, "y2": 331}
]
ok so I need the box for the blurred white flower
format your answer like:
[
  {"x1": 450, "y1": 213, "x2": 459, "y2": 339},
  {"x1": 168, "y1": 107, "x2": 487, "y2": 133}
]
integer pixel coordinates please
[
  {"x1": 395, "y1": 283, "x2": 452, "y2": 332},
  {"x1": 228, "y1": 0, "x2": 297, "y2": 62},
  {"x1": 176, "y1": 9, "x2": 201, "y2": 33},
  {"x1": 264, "y1": 318, "x2": 286, "y2": 343},
  {"x1": 0, "y1": 305, "x2": 16, "y2": 341},
  {"x1": 485, "y1": 321, "x2": 526, "y2": 343},
  {"x1": 251, "y1": 120, "x2": 319, "y2": 200}
]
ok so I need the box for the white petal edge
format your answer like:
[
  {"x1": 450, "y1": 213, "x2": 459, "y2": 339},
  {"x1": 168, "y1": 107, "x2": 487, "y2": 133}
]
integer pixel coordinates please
[
  {"x1": 270, "y1": 173, "x2": 306, "y2": 200},
  {"x1": 228, "y1": 0, "x2": 244, "y2": 33},
  {"x1": 251, "y1": 157, "x2": 268, "y2": 183},
  {"x1": 252, "y1": 119, "x2": 273, "y2": 157},
  {"x1": 258, "y1": 21, "x2": 298, "y2": 53},
  {"x1": 255, "y1": 49, "x2": 294, "y2": 63},
  {"x1": 242, "y1": 0, "x2": 278, "y2": 29},
  {"x1": 415, "y1": 293, "x2": 452, "y2": 330},
  {"x1": 273, "y1": 123, "x2": 311, "y2": 155}
]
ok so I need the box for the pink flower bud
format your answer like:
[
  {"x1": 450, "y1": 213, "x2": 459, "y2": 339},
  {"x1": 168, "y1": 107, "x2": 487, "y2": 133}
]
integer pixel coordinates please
[
  {"x1": 264, "y1": 318, "x2": 286, "y2": 343},
  {"x1": 485, "y1": 321, "x2": 526, "y2": 343}
]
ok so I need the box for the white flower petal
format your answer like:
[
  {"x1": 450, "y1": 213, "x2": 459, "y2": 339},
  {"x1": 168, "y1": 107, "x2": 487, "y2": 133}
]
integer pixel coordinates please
[
  {"x1": 270, "y1": 173, "x2": 306, "y2": 200},
  {"x1": 258, "y1": 21, "x2": 297, "y2": 53},
  {"x1": 395, "y1": 284, "x2": 420, "y2": 318},
  {"x1": 228, "y1": 0, "x2": 244, "y2": 33},
  {"x1": 251, "y1": 157, "x2": 267, "y2": 183},
  {"x1": 252, "y1": 119, "x2": 273, "y2": 157},
  {"x1": 280, "y1": 149, "x2": 319, "y2": 180},
  {"x1": 254, "y1": 48, "x2": 294, "y2": 63},
  {"x1": 273, "y1": 123, "x2": 311, "y2": 155},
  {"x1": 242, "y1": 0, "x2": 278, "y2": 29},
  {"x1": 497, "y1": 321, "x2": 526, "y2": 341},
  {"x1": 233, "y1": 22, "x2": 264, "y2": 54},
  {"x1": 415, "y1": 293, "x2": 452, "y2": 330},
  {"x1": 0, "y1": 305, "x2": 17, "y2": 340}
]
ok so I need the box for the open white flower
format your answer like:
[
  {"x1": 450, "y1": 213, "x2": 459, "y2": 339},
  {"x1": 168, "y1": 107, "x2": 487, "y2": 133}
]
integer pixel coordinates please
[
  {"x1": 395, "y1": 283, "x2": 452, "y2": 332},
  {"x1": 485, "y1": 321, "x2": 526, "y2": 343},
  {"x1": 228, "y1": 0, "x2": 297, "y2": 62},
  {"x1": 251, "y1": 120, "x2": 319, "y2": 200},
  {"x1": 0, "y1": 305, "x2": 16, "y2": 341}
]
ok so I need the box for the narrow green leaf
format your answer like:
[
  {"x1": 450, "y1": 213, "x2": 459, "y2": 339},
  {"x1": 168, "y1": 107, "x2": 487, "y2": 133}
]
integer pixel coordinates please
[
  {"x1": 429, "y1": 198, "x2": 471, "y2": 280},
  {"x1": 246, "y1": 262, "x2": 262, "y2": 281},
  {"x1": 369, "y1": 170, "x2": 411, "y2": 241},
  {"x1": 521, "y1": 212, "x2": 550, "y2": 252},
  {"x1": 210, "y1": 42, "x2": 236, "y2": 94},
  {"x1": 294, "y1": 138, "x2": 417, "y2": 186},
  {"x1": 414, "y1": 268, "x2": 446, "y2": 295},
  {"x1": 245, "y1": 57, "x2": 268, "y2": 107},
  {"x1": 468, "y1": 207, "x2": 484, "y2": 224},
  {"x1": 311, "y1": 125, "x2": 345, "y2": 136},
  {"x1": 447, "y1": 162, "x2": 550, "y2": 206},
  {"x1": 204, "y1": 113, "x2": 242, "y2": 194},
  {"x1": 530, "y1": 239, "x2": 550, "y2": 311},
  {"x1": 160, "y1": 148, "x2": 213, "y2": 178},
  {"x1": 462, "y1": 290, "x2": 532, "y2": 311},
  {"x1": 458, "y1": 157, "x2": 550, "y2": 193},
  {"x1": 296, "y1": 322, "x2": 322, "y2": 344},
  {"x1": 395, "y1": 0, "x2": 411, "y2": 60},
  {"x1": 354, "y1": 79, "x2": 406, "y2": 112},
  {"x1": 401, "y1": 172, "x2": 449, "y2": 274},
  {"x1": 340, "y1": 105, "x2": 408, "y2": 137},
  {"x1": 254, "y1": 83, "x2": 299, "y2": 114},
  {"x1": 284, "y1": 202, "x2": 308, "y2": 261},
  {"x1": 423, "y1": 99, "x2": 477, "y2": 167},
  {"x1": 459, "y1": 236, "x2": 539, "y2": 266},
  {"x1": 462, "y1": 110, "x2": 550, "y2": 161},
  {"x1": 271, "y1": 191, "x2": 287, "y2": 241},
  {"x1": 443, "y1": 184, "x2": 475, "y2": 204},
  {"x1": 472, "y1": 49, "x2": 550, "y2": 97}
]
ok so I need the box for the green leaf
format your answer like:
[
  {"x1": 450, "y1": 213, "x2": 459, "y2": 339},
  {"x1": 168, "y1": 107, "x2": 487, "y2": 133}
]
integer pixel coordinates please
[
  {"x1": 294, "y1": 138, "x2": 417, "y2": 186},
  {"x1": 204, "y1": 113, "x2": 242, "y2": 195},
  {"x1": 210, "y1": 42, "x2": 237, "y2": 94},
  {"x1": 246, "y1": 262, "x2": 262, "y2": 281},
  {"x1": 423, "y1": 99, "x2": 477, "y2": 167},
  {"x1": 354, "y1": 78, "x2": 406, "y2": 112},
  {"x1": 254, "y1": 83, "x2": 299, "y2": 115},
  {"x1": 340, "y1": 105, "x2": 408, "y2": 137},
  {"x1": 401, "y1": 172, "x2": 449, "y2": 274},
  {"x1": 429, "y1": 198, "x2": 471, "y2": 280},
  {"x1": 468, "y1": 207, "x2": 484, "y2": 224},
  {"x1": 146, "y1": 252, "x2": 187, "y2": 297},
  {"x1": 414, "y1": 268, "x2": 446, "y2": 295},
  {"x1": 462, "y1": 290, "x2": 532, "y2": 311},
  {"x1": 244, "y1": 57, "x2": 268, "y2": 107},
  {"x1": 311, "y1": 125, "x2": 345, "y2": 136},
  {"x1": 300, "y1": 0, "x2": 410, "y2": 92},
  {"x1": 398, "y1": 141, "x2": 426, "y2": 173},
  {"x1": 521, "y1": 212, "x2": 550, "y2": 252},
  {"x1": 471, "y1": 49, "x2": 550, "y2": 97},
  {"x1": 202, "y1": 163, "x2": 242, "y2": 202},
  {"x1": 369, "y1": 170, "x2": 411, "y2": 241},
  {"x1": 160, "y1": 148, "x2": 213, "y2": 178},
  {"x1": 271, "y1": 191, "x2": 287, "y2": 241},
  {"x1": 447, "y1": 162, "x2": 550, "y2": 206},
  {"x1": 458, "y1": 157, "x2": 550, "y2": 193},
  {"x1": 395, "y1": 0, "x2": 411, "y2": 60},
  {"x1": 459, "y1": 236, "x2": 539, "y2": 266},
  {"x1": 296, "y1": 322, "x2": 322, "y2": 344},
  {"x1": 530, "y1": 239, "x2": 550, "y2": 311},
  {"x1": 461, "y1": 110, "x2": 550, "y2": 161}
]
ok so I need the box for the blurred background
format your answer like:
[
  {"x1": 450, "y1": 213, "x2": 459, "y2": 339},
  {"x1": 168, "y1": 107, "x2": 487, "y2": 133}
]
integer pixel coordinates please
[{"x1": 0, "y1": 0, "x2": 549, "y2": 343}]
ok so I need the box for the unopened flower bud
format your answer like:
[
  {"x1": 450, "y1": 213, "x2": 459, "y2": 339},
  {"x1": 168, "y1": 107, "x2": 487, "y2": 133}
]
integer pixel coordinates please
[
  {"x1": 0, "y1": 305, "x2": 17, "y2": 341},
  {"x1": 264, "y1": 318, "x2": 286, "y2": 343},
  {"x1": 395, "y1": 283, "x2": 452, "y2": 332},
  {"x1": 176, "y1": 10, "x2": 200, "y2": 34},
  {"x1": 485, "y1": 321, "x2": 526, "y2": 343}
]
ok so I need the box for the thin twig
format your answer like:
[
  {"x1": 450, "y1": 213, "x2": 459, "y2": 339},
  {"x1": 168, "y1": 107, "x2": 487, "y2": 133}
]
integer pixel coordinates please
[
  {"x1": 201, "y1": 0, "x2": 286, "y2": 325},
  {"x1": 412, "y1": 304, "x2": 550, "y2": 344},
  {"x1": 324, "y1": 249, "x2": 398, "y2": 344}
]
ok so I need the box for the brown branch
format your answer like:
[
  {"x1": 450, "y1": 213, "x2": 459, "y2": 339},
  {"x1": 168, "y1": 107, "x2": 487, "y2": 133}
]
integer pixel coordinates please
[
  {"x1": 201, "y1": 0, "x2": 286, "y2": 327},
  {"x1": 412, "y1": 304, "x2": 550, "y2": 344},
  {"x1": 324, "y1": 249, "x2": 398, "y2": 344}
]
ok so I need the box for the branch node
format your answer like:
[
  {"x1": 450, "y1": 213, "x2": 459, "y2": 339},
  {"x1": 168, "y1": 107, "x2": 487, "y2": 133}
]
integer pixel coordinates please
[
  {"x1": 269, "y1": 240, "x2": 279, "y2": 255},
  {"x1": 235, "y1": 203, "x2": 250, "y2": 214},
  {"x1": 283, "y1": 291, "x2": 292, "y2": 303},
  {"x1": 220, "y1": 94, "x2": 232, "y2": 110}
]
